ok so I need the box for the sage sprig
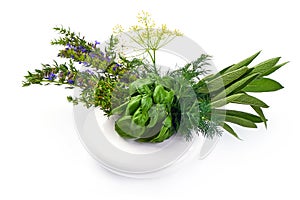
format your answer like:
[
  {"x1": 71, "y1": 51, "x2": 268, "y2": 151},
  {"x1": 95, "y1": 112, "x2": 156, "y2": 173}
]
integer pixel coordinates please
[{"x1": 203, "y1": 51, "x2": 287, "y2": 138}]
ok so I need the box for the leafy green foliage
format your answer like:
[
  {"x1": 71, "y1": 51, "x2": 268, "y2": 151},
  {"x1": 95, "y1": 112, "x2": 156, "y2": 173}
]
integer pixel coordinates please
[
  {"x1": 242, "y1": 78, "x2": 283, "y2": 92},
  {"x1": 196, "y1": 51, "x2": 287, "y2": 139},
  {"x1": 112, "y1": 77, "x2": 177, "y2": 143}
]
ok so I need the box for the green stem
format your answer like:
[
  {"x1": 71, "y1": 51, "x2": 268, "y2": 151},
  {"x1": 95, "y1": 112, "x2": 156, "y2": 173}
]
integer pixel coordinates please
[
  {"x1": 39, "y1": 79, "x2": 75, "y2": 86},
  {"x1": 153, "y1": 49, "x2": 156, "y2": 67},
  {"x1": 146, "y1": 49, "x2": 159, "y2": 75}
]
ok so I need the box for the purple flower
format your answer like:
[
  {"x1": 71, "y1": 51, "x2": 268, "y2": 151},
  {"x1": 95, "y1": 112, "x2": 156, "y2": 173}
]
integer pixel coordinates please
[
  {"x1": 78, "y1": 46, "x2": 87, "y2": 53},
  {"x1": 67, "y1": 79, "x2": 75, "y2": 84},
  {"x1": 46, "y1": 73, "x2": 57, "y2": 81},
  {"x1": 112, "y1": 63, "x2": 121, "y2": 71},
  {"x1": 94, "y1": 40, "x2": 100, "y2": 46}
]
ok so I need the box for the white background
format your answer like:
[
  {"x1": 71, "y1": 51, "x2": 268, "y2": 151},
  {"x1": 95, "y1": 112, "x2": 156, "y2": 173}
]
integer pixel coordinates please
[{"x1": 1, "y1": 0, "x2": 299, "y2": 199}]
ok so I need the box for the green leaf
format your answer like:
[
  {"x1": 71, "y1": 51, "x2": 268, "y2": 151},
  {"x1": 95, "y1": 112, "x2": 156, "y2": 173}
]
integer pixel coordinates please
[
  {"x1": 221, "y1": 122, "x2": 241, "y2": 140},
  {"x1": 141, "y1": 96, "x2": 153, "y2": 112},
  {"x1": 250, "y1": 57, "x2": 281, "y2": 75},
  {"x1": 223, "y1": 114, "x2": 257, "y2": 128},
  {"x1": 251, "y1": 106, "x2": 268, "y2": 128},
  {"x1": 125, "y1": 95, "x2": 141, "y2": 115},
  {"x1": 153, "y1": 84, "x2": 167, "y2": 104},
  {"x1": 147, "y1": 104, "x2": 167, "y2": 128},
  {"x1": 150, "y1": 116, "x2": 173, "y2": 143},
  {"x1": 260, "y1": 61, "x2": 289, "y2": 77},
  {"x1": 204, "y1": 66, "x2": 249, "y2": 92},
  {"x1": 111, "y1": 102, "x2": 129, "y2": 115},
  {"x1": 129, "y1": 78, "x2": 153, "y2": 95},
  {"x1": 212, "y1": 73, "x2": 259, "y2": 101},
  {"x1": 211, "y1": 93, "x2": 269, "y2": 108},
  {"x1": 153, "y1": 84, "x2": 164, "y2": 104},
  {"x1": 242, "y1": 78, "x2": 283, "y2": 92},
  {"x1": 214, "y1": 109, "x2": 263, "y2": 123},
  {"x1": 115, "y1": 116, "x2": 145, "y2": 138},
  {"x1": 228, "y1": 93, "x2": 269, "y2": 108},
  {"x1": 132, "y1": 108, "x2": 149, "y2": 126},
  {"x1": 220, "y1": 51, "x2": 261, "y2": 74}
]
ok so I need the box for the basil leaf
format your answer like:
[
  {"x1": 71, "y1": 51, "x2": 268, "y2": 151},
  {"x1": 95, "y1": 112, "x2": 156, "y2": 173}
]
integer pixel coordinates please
[
  {"x1": 147, "y1": 104, "x2": 167, "y2": 128},
  {"x1": 153, "y1": 84, "x2": 167, "y2": 104},
  {"x1": 129, "y1": 78, "x2": 153, "y2": 95},
  {"x1": 115, "y1": 116, "x2": 145, "y2": 138},
  {"x1": 125, "y1": 95, "x2": 141, "y2": 115},
  {"x1": 141, "y1": 96, "x2": 153, "y2": 112},
  {"x1": 150, "y1": 116, "x2": 173, "y2": 143},
  {"x1": 132, "y1": 108, "x2": 149, "y2": 126}
]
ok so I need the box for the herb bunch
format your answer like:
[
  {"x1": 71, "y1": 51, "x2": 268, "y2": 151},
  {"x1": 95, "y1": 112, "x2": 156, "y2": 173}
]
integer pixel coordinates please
[
  {"x1": 22, "y1": 12, "x2": 287, "y2": 142},
  {"x1": 22, "y1": 27, "x2": 140, "y2": 115}
]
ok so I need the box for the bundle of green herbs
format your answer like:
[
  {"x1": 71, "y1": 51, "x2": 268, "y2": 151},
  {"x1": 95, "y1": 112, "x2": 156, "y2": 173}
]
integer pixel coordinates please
[{"x1": 23, "y1": 12, "x2": 287, "y2": 143}]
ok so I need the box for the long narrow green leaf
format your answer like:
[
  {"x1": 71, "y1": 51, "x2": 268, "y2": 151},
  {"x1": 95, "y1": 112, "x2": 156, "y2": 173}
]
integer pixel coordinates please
[
  {"x1": 220, "y1": 51, "x2": 261, "y2": 74},
  {"x1": 218, "y1": 114, "x2": 257, "y2": 128},
  {"x1": 242, "y1": 78, "x2": 284, "y2": 92},
  {"x1": 228, "y1": 93, "x2": 269, "y2": 108},
  {"x1": 214, "y1": 109, "x2": 263, "y2": 123},
  {"x1": 205, "y1": 66, "x2": 249, "y2": 92},
  {"x1": 218, "y1": 65, "x2": 234, "y2": 75},
  {"x1": 213, "y1": 73, "x2": 259, "y2": 101},
  {"x1": 221, "y1": 122, "x2": 241, "y2": 140},
  {"x1": 250, "y1": 57, "x2": 281, "y2": 75},
  {"x1": 251, "y1": 106, "x2": 268, "y2": 128},
  {"x1": 211, "y1": 93, "x2": 269, "y2": 108},
  {"x1": 260, "y1": 61, "x2": 289, "y2": 77}
]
